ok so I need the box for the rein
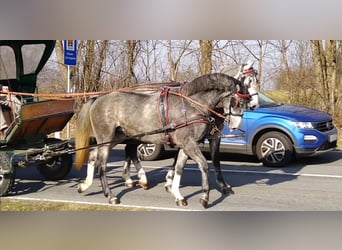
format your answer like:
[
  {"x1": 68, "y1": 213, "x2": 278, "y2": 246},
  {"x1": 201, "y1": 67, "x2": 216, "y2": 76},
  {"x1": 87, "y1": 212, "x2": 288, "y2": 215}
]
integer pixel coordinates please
[
  {"x1": 169, "y1": 90, "x2": 227, "y2": 120},
  {"x1": 72, "y1": 115, "x2": 212, "y2": 153}
]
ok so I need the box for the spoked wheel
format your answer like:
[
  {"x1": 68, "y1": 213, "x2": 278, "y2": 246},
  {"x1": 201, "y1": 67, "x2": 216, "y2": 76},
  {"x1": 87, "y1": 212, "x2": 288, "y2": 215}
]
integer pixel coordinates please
[
  {"x1": 37, "y1": 154, "x2": 73, "y2": 181},
  {"x1": 0, "y1": 152, "x2": 15, "y2": 196}
]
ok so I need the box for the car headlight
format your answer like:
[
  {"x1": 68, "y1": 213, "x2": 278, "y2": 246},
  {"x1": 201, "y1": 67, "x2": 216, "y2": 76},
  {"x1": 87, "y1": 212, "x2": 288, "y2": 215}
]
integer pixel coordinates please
[{"x1": 290, "y1": 121, "x2": 314, "y2": 129}]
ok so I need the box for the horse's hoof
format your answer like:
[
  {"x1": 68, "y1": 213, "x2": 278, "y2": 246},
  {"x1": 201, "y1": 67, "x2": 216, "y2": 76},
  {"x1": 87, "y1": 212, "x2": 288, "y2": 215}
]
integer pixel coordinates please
[
  {"x1": 175, "y1": 199, "x2": 188, "y2": 207},
  {"x1": 109, "y1": 197, "x2": 120, "y2": 205},
  {"x1": 164, "y1": 185, "x2": 172, "y2": 193},
  {"x1": 200, "y1": 198, "x2": 208, "y2": 208},
  {"x1": 139, "y1": 181, "x2": 149, "y2": 190},
  {"x1": 222, "y1": 186, "x2": 235, "y2": 195},
  {"x1": 200, "y1": 198, "x2": 208, "y2": 209},
  {"x1": 125, "y1": 181, "x2": 136, "y2": 188},
  {"x1": 77, "y1": 184, "x2": 85, "y2": 193}
]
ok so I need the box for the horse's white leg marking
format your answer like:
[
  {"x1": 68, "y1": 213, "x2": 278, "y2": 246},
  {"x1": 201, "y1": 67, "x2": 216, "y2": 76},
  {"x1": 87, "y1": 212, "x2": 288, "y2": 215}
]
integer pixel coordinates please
[
  {"x1": 122, "y1": 153, "x2": 148, "y2": 189},
  {"x1": 171, "y1": 149, "x2": 188, "y2": 202},
  {"x1": 77, "y1": 149, "x2": 96, "y2": 193},
  {"x1": 122, "y1": 160, "x2": 135, "y2": 187},
  {"x1": 172, "y1": 140, "x2": 210, "y2": 208},
  {"x1": 165, "y1": 169, "x2": 175, "y2": 192},
  {"x1": 171, "y1": 173, "x2": 184, "y2": 201},
  {"x1": 132, "y1": 160, "x2": 148, "y2": 189},
  {"x1": 137, "y1": 166, "x2": 147, "y2": 184}
]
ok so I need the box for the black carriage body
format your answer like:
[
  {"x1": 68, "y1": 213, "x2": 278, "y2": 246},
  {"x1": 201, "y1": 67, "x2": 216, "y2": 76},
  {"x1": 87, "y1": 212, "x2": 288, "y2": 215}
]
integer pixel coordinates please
[{"x1": 0, "y1": 40, "x2": 75, "y2": 196}]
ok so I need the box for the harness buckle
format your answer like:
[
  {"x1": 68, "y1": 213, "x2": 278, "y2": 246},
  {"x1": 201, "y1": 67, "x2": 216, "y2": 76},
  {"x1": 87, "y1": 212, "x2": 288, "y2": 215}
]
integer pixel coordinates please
[{"x1": 210, "y1": 125, "x2": 220, "y2": 135}]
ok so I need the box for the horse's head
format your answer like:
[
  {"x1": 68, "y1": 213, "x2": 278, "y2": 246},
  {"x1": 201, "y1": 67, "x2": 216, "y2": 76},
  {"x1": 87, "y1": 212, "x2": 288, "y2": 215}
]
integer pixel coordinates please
[
  {"x1": 236, "y1": 61, "x2": 259, "y2": 110},
  {"x1": 218, "y1": 65, "x2": 258, "y2": 130},
  {"x1": 220, "y1": 92, "x2": 246, "y2": 130},
  {"x1": 220, "y1": 61, "x2": 259, "y2": 110}
]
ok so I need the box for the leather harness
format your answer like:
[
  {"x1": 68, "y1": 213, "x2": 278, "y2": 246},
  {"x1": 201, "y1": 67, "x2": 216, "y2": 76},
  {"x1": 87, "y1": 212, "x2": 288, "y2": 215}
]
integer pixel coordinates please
[{"x1": 158, "y1": 86, "x2": 212, "y2": 145}]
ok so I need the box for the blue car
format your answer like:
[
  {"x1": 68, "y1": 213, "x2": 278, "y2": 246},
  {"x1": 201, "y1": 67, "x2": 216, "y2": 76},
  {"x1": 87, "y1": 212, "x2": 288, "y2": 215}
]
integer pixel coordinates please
[{"x1": 137, "y1": 93, "x2": 338, "y2": 167}]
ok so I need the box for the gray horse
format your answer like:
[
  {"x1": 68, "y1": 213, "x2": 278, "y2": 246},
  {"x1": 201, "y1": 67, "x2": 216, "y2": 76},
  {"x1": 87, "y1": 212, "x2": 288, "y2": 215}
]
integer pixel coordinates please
[
  {"x1": 77, "y1": 62, "x2": 259, "y2": 202},
  {"x1": 75, "y1": 73, "x2": 250, "y2": 208}
]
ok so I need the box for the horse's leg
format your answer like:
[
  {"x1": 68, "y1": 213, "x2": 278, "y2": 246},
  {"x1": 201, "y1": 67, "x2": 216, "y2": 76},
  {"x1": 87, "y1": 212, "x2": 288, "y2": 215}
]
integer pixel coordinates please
[
  {"x1": 209, "y1": 136, "x2": 234, "y2": 195},
  {"x1": 134, "y1": 161, "x2": 149, "y2": 190},
  {"x1": 183, "y1": 144, "x2": 210, "y2": 208},
  {"x1": 122, "y1": 144, "x2": 136, "y2": 188},
  {"x1": 164, "y1": 148, "x2": 180, "y2": 193},
  {"x1": 172, "y1": 142, "x2": 210, "y2": 208},
  {"x1": 97, "y1": 145, "x2": 119, "y2": 204},
  {"x1": 77, "y1": 148, "x2": 97, "y2": 193},
  {"x1": 170, "y1": 149, "x2": 189, "y2": 206},
  {"x1": 123, "y1": 144, "x2": 149, "y2": 190}
]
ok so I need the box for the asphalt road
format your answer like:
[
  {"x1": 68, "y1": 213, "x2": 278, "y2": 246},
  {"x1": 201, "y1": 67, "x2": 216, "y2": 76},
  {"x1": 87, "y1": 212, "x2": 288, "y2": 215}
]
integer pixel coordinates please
[{"x1": 4, "y1": 148, "x2": 342, "y2": 211}]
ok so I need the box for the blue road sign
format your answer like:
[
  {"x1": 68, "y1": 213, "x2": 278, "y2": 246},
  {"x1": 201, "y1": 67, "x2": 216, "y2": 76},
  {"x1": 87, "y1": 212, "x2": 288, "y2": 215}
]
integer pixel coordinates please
[{"x1": 64, "y1": 40, "x2": 78, "y2": 66}]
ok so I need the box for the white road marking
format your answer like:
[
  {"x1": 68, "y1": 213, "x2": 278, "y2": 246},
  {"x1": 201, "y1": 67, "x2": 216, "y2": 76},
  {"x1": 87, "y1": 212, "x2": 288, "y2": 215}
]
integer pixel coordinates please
[{"x1": 142, "y1": 165, "x2": 342, "y2": 179}]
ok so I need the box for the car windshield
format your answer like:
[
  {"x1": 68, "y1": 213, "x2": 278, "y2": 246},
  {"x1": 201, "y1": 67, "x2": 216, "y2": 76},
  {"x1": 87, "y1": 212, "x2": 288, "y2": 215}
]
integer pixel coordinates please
[{"x1": 258, "y1": 93, "x2": 281, "y2": 108}]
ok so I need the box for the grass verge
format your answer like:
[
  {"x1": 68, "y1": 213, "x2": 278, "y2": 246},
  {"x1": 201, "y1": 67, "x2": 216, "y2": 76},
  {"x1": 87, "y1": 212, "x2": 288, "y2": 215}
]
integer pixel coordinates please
[{"x1": 0, "y1": 198, "x2": 150, "y2": 211}]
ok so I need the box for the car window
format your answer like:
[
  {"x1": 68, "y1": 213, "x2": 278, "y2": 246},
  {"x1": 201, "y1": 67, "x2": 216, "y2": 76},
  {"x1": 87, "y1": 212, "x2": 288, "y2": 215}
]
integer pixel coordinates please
[{"x1": 259, "y1": 93, "x2": 281, "y2": 108}]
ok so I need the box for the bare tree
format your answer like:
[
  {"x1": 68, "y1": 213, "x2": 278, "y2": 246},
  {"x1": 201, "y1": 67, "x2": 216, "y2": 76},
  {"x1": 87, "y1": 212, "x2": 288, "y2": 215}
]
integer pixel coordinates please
[
  {"x1": 280, "y1": 40, "x2": 294, "y2": 101},
  {"x1": 311, "y1": 40, "x2": 337, "y2": 116},
  {"x1": 167, "y1": 40, "x2": 193, "y2": 81},
  {"x1": 54, "y1": 40, "x2": 68, "y2": 85},
  {"x1": 123, "y1": 40, "x2": 140, "y2": 87}
]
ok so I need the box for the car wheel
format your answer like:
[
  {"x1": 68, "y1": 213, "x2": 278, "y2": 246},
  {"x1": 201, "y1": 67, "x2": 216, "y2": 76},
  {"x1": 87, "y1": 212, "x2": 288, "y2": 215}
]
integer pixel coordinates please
[
  {"x1": 255, "y1": 131, "x2": 293, "y2": 167},
  {"x1": 137, "y1": 143, "x2": 165, "y2": 161}
]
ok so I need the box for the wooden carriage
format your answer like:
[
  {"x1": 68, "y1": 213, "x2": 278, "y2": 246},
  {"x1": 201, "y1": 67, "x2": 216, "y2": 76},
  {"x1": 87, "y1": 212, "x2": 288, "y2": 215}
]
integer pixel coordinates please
[{"x1": 0, "y1": 40, "x2": 75, "y2": 196}]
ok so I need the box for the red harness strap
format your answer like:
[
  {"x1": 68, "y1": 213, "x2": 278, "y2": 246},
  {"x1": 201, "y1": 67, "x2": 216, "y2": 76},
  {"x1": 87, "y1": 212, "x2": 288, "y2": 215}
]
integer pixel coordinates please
[
  {"x1": 158, "y1": 88, "x2": 211, "y2": 145},
  {"x1": 158, "y1": 87, "x2": 170, "y2": 127}
]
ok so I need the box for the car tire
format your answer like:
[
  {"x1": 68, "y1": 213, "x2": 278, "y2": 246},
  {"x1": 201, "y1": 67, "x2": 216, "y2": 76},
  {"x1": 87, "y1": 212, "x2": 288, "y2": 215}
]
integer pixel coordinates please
[
  {"x1": 137, "y1": 143, "x2": 165, "y2": 161},
  {"x1": 255, "y1": 131, "x2": 293, "y2": 167}
]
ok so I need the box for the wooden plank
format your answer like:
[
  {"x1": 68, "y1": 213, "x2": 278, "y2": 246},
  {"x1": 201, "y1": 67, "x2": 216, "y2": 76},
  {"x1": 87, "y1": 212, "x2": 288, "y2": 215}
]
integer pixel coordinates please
[
  {"x1": 21, "y1": 99, "x2": 74, "y2": 121},
  {"x1": 5, "y1": 99, "x2": 75, "y2": 143}
]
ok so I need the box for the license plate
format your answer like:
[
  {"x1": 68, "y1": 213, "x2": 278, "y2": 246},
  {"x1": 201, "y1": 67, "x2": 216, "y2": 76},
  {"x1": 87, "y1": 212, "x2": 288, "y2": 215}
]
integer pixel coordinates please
[{"x1": 329, "y1": 133, "x2": 338, "y2": 142}]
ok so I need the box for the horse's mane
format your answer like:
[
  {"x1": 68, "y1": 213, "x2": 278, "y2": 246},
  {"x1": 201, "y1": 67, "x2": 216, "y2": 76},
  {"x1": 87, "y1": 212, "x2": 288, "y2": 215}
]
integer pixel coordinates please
[
  {"x1": 180, "y1": 73, "x2": 240, "y2": 96},
  {"x1": 219, "y1": 65, "x2": 241, "y2": 77}
]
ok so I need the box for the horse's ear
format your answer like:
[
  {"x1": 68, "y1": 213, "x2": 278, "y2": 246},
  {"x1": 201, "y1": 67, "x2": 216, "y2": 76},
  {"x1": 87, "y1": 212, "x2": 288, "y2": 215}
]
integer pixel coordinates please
[
  {"x1": 237, "y1": 65, "x2": 244, "y2": 78},
  {"x1": 244, "y1": 61, "x2": 254, "y2": 70}
]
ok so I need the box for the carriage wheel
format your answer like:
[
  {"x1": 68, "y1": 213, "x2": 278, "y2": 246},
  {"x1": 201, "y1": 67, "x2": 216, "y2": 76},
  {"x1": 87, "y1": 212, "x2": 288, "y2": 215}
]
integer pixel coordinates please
[
  {"x1": 37, "y1": 154, "x2": 73, "y2": 181},
  {"x1": 0, "y1": 152, "x2": 15, "y2": 196}
]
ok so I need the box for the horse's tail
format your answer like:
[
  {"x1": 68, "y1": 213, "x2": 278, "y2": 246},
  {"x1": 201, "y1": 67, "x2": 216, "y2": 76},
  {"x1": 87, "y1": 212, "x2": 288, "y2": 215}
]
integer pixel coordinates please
[{"x1": 75, "y1": 98, "x2": 96, "y2": 170}]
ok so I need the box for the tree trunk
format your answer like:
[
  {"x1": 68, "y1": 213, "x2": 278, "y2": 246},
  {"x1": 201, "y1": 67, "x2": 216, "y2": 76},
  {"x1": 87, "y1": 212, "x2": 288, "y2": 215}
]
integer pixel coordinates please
[
  {"x1": 55, "y1": 40, "x2": 68, "y2": 84},
  {"x1": 83, "y1": 40, "x2": 95, "y2": 93},
  {"x1": 200, "y1": 40, "x2": 212, "y2": 74},
  {"x1": 125, "y1": 40, "x2": 139, "y2": 87},
  {"x1": 326, "y1": 40, "x2": 336, "y2": 116},
  {"x1": 94, "y1": 40, "x2": 108, "y2": 90},
  {"x1": 168, "y1": 40, "x2": 176, "y2": 81},
  {"x1": 281, "y1": 40, "x2": 292, "y2": 101},
  {"x1": 310, "y1": 40, "x2": 336, "y2": 116},
  {"x1": 336, "y1": 41, "x2": 342, "y2": 116}
]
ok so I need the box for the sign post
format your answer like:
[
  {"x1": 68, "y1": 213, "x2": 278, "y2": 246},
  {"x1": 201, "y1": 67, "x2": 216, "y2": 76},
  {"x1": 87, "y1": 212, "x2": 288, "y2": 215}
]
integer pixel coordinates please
[{"x1": 63, "y1": 40, "x2": 78, "y2": 139}]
